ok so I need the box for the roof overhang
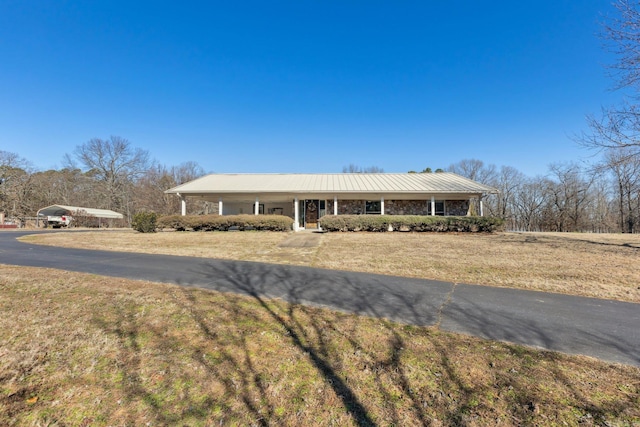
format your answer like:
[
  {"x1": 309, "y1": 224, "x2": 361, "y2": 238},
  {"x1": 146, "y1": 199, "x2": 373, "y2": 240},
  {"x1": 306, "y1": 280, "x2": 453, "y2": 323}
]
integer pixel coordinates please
[{"x1": 166, "y1": 173, "x2": 498, "y2": 200}]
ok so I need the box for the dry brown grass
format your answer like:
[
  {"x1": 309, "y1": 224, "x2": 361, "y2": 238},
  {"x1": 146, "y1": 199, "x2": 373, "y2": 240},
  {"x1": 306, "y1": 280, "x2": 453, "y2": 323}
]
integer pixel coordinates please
[
  {"x1": 1, "y1": 266, "x2": 638, "y2": 426},
  {"x1": 317, "y1": 232, "x2": 640, "y2": 303},
  {"x1": 21, "y1": 230, "x2": 640, "y2": 303}
]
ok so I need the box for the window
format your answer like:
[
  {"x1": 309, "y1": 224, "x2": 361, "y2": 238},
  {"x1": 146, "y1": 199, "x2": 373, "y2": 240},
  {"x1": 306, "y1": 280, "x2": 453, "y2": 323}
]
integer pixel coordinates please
[
  {"x1": 319, "y1": 200, "x2": 326, "y2": 218},
  {"x1": 365, "y1": 200, "x2": 381, "y2": 214},
  {"x1": 428, "y1": 200, "x2": 445, "y2": 216}
]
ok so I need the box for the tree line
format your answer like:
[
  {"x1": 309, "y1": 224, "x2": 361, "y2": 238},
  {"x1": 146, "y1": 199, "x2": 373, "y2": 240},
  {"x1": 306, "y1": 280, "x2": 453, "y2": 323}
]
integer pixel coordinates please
[
  {"x1": 2, "y1": 139, "x2": 638, "y2": 233},
  {"x1": 2, "y1": 0, "x2": 639, "y2": 232},
  {"x1": 448, "y1": 0, "x2": 640, "y2": 233},
  {"x1": 343, "y1": 155, "x2": 639, "y2": 233},
  {"x1": 0, "y1": 136, "x2": 210, "y2": 225},
  {"x1": 446, "y1": 158, "x2": 638, "y2": 233}
]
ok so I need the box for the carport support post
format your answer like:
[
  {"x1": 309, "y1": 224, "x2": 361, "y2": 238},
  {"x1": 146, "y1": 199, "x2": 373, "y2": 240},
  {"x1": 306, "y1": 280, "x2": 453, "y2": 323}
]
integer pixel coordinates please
[
  {"x1": 333, "y1": 196, "x2": 338, "y2": 215},
  {"x1": 254, "y1": 197, "x2": 260, "y2": 215},
  {"x1": 431, "y1": 196, "x2": 435, "y2": 216},
  {"x1": 294, "y1": 197, "x2": 300, "y2": 231},
  {"x1": 218, "y1": 198, "x2": 223, "y2": 215}
]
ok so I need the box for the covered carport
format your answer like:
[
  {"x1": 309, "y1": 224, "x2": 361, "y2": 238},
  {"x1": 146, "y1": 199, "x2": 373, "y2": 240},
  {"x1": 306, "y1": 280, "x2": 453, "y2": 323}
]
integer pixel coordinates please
[{"x1": 36, "y1": 205, "x2": 124, "y2": 228}]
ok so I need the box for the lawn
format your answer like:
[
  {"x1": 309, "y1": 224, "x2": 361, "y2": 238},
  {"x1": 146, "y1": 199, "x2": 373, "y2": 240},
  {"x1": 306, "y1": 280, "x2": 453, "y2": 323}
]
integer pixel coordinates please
[
  {"x1": 21, "y1": 230, "x2": 640, "y2": 302},
  {"x1": 1, "y1": 266, "x2": 638, "y2": 426}
]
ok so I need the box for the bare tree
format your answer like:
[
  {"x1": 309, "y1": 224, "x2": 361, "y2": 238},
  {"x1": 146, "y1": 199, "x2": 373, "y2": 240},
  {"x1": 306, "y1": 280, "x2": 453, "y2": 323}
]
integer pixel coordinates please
[
  {"x1": 579, "y1": 1, "x2": 640, "y2": 157},
  {"x1": 512, "y1": 177, "x2": 548, "y2": 231},
  {"x1": 604, "y1": 0, "x2": 640, "y2": 92},
  {"x1": 29, "y1": 168, "x2": 96, "y2": 209},
  {"x1": 71, "y1": 136, "x2": 150, "y2": 216},
  {"x1": 586, "y1": 175, "x2": 617, "y2": 233},
  {"x1": 447, "y1": 159, "x2": 497, "y2": 183},
  {"x1": 581, "y1": 104, "x2": 640, "y2": 158},
  {"x1": 545, "y1": 163, "x2": 595, "y2": 232},
  {"x1": 132, "y1": 161, "x2": 206, "y2": 215},
  {"x1": 0, "y1": 151, "x2": 34, "y2": 221},
  {"x1": 484, "y1": 166, "x2": 525, "y2": 226},
  {"x1": 342, "y1": 164, "x2": 384, "y2": 173},
  {"x1": 603, "y1": 148, "x2": 640, "y2": 232}
]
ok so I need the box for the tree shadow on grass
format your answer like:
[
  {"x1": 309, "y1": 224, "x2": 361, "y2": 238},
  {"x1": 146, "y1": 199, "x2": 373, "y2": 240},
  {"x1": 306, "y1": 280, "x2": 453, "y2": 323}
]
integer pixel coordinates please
[
  {"x1": 92, "y1": 293, "x2": 275, "y2": 425},
  {"x1": 87, "y1": 258, "x2": 640, "y2": 426},
  {"x1": 90, "y1": 258, "x2": 443, "y2": 426},
  {"x1": 437, "y1": 289, "x2": 640, "y2": 424},
  {"x1": 187, "y1": 261, "x2": 379, "y2": 426}
]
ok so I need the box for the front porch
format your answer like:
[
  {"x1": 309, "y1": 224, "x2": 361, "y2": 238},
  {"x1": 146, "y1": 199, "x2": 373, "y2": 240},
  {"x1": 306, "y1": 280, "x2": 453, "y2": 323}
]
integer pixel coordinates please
[{"x1": 176, "y1": 195, "x2": 483, "y2": 231}]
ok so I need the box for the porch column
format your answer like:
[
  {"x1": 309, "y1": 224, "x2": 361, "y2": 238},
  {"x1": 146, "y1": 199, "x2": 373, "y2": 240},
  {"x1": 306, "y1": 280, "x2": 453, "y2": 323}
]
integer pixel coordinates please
[
  {"x1": 178, "y1": 193, "x2": 186, "y2": 216},
  {"x1": 333, "y1": 196, "x2": 338, "y2": 215},
  {"x1": 380, "y1": 196, "x2": 385, "y2": 215},
  {"x1": 254, "y1": 197, "x2": 260, "y2": 215},
  {"x1": 294, "y1": 197, "x2": 300, "y2": 231},
  {"x1": 431, "y1": 196, "x2": 435, "y2": 216},
  {"x1": 479, "y1": 195, "x2": 484, "y2": 217},
  {"x1": 218, "y1": 198, "x2": 223, "y2": 215}
]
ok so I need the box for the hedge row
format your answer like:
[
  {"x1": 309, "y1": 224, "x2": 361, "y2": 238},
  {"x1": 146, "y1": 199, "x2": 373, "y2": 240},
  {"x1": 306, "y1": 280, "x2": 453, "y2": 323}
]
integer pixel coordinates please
[
  {"x1": 318, "y1": 215, "x2": 504, "y2": 233},
  {"x1": 157, "y1": 214, "x2": 294, "y2": 231}
]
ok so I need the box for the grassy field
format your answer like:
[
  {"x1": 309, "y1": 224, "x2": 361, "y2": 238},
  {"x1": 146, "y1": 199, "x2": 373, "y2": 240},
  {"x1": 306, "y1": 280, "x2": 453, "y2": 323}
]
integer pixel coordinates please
[
  {"x1": 1, "y1": 266, "x2": 639, "y2": 426},
  {"x1": 21, "y1": 230, "x2": 640, "y2": 302}
]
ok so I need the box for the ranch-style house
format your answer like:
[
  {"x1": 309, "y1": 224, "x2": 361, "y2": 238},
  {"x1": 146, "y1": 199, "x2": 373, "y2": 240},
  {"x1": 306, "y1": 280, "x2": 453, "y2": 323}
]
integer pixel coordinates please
[{"x1": 165, "y1": 173, "x2": 498, "y2": 231}]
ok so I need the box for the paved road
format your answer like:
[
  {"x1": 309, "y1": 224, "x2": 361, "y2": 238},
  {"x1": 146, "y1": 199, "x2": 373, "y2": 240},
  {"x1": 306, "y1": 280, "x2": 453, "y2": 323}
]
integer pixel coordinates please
[{"x1": 1, "y1": 230, "x2": 639, "y2": 367}]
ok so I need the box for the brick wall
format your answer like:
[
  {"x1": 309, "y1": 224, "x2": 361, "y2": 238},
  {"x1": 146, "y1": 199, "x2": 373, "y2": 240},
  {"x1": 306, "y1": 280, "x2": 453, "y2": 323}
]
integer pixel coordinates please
[
  {"x1": 385, "y1": 200, "x2": 429, "y2": 215},
  {"x1": 446, "y1": 200, "x2": 470, "y2": 216},
  {"x1": 325, "y1": 199, "x2": 366, "y2": 215}
]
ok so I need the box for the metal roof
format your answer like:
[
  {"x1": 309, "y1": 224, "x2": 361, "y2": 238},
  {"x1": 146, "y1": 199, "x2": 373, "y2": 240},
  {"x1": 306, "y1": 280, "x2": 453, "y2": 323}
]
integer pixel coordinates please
[
  {"x1": 166, "y1": 173, "x2": 497, "y2": 195},
  {"x1": 36, "y1": 205, "x2": 124, "y2": 219}
]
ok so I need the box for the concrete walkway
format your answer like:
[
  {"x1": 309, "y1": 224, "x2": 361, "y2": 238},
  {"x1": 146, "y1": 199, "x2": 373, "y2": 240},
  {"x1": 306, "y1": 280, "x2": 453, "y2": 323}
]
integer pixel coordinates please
[
  {"x1": 278, "y1": 231, "x2": 323, "y2": 248},
  {"x1": 1, "y1": 230, "x2": 639, "y2": 367}
]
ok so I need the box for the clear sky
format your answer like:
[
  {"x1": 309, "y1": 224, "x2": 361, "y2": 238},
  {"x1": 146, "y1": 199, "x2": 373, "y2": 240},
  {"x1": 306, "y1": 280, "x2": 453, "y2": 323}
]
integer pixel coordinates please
[{"x1": 0, "y1": 1, "x2": 624, "y2": 177}]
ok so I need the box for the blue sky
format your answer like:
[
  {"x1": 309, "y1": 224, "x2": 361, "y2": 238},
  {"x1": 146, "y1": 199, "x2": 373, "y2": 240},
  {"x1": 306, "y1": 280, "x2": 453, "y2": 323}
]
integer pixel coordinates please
[{"x1": 0, "y1": 1, "x2": 623, "y2": 176}]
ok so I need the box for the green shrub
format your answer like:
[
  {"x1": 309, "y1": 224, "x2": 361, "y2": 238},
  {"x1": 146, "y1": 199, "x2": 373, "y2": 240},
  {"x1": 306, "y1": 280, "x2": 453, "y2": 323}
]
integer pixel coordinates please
[
  {"x1": 132, "y1": 211, "x2": 158, "y2": 233},
  {"x1": 157, "y1": 215, "x2": 189, "y2": 231},
  {"x1": 247, "y1": 214, "x2": 296, "y2": 231},
  {"x1": 319, "y1": 215, "x2": 504, "y2": 233},
  {"x1": 156, "y1": 214, "x2": 294, "y2": 232},
  {"x1": 188, "y1": 214, "x2": 227, "y2": 231}
]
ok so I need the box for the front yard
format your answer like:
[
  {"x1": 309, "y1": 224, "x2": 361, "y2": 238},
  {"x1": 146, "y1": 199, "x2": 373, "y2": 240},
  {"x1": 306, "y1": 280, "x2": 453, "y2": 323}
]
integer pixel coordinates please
[
  {"x1": 1, "y1": 266, "x2": 638, "y2": 426},
  {"x1": 20, "y1": 231, "x2": 640, "y2": 303}
]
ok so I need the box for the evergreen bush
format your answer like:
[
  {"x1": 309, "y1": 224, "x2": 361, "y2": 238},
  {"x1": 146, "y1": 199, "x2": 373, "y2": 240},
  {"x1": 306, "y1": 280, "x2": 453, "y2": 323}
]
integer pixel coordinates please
[{"x1": 132, "y1": 211, "x2": 158, "y2": 233}]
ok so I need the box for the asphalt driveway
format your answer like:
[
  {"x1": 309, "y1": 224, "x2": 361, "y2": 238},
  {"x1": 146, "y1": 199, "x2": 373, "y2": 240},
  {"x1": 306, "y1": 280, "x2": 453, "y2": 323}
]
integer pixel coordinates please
[{"x1": 1, "y1": 230, "x2": 638, "y2": 367}]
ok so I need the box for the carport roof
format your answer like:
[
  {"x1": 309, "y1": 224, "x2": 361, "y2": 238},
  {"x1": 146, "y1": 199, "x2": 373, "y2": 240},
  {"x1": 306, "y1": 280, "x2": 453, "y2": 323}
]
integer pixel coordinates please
[
  {"x1": 165, "y1": 173, "x2": 498, "y2": 195},
  {"x1": 37, "y1": 205, "x2": 124, "y2": 219}
]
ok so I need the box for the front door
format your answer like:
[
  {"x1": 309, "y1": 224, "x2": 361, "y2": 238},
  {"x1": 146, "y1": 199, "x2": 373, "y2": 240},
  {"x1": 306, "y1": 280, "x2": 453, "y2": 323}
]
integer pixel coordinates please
[
  {"x1": 299, "y1": 200, "x2": 325, "y2": 229},
  {"x1": 305, "y1": 200, "x2": 319, "y2": 229}
]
